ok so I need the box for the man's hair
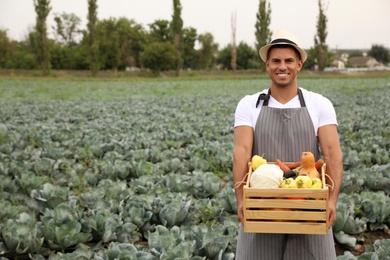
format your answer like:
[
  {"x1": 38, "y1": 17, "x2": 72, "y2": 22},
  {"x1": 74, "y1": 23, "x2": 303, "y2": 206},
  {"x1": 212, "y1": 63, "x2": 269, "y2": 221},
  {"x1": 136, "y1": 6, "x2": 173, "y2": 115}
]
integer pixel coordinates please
[{"x1": 267, "y1": 45, "x2": 302, "y2": 61}]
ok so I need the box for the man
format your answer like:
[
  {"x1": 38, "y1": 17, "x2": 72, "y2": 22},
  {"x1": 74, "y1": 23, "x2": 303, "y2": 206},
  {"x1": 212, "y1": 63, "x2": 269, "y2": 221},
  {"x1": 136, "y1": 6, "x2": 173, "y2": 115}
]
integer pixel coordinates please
[{"x1": 233, "y1": 29, "x2": 343, "y2": 259}]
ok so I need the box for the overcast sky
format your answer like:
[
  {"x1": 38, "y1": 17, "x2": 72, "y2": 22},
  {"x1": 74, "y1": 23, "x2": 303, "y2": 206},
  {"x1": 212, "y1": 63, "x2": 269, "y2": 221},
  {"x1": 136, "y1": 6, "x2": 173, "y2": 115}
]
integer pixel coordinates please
[{"x1": 0, "y1": 0, "x2": 389, "y2": 50}]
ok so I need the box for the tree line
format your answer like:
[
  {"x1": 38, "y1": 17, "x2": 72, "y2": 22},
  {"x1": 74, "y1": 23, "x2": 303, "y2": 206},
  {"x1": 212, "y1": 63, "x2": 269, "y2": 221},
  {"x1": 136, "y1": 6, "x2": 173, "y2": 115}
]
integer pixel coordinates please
[{"x1": 0, "y1": 0, "x2": 388, "y2": 76}]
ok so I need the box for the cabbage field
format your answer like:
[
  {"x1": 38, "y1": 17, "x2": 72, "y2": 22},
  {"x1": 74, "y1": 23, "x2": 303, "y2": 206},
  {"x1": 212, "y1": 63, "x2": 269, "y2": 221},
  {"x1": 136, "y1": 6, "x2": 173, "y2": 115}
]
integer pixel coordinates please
[{"x1": 0, "y1": 76, "x2": 390, "y2": 259}]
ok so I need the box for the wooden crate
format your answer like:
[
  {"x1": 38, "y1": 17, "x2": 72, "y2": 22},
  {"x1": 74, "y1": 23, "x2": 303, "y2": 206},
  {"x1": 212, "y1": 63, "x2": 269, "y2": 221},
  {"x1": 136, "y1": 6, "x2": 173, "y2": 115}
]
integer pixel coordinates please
[{"x1": 243, "y1": 163, "x2": 329, "y2": 234}]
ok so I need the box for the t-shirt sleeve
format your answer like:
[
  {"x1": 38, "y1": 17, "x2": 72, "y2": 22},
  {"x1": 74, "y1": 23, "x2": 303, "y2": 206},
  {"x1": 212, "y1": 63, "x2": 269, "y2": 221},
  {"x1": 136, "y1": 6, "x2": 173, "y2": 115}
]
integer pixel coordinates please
[
  {"x1": 234, "y1": 96, "x2": 254, "y2": 128},
  {"x1": 318, "y1": 96, "x2": 338, "y2": 127}
]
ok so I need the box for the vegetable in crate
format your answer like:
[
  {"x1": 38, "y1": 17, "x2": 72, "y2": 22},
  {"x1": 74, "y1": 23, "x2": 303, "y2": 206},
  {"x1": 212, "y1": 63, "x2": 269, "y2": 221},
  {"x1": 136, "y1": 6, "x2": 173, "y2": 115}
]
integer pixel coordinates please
[
  {"x1": 295, "y1": 175, "x2": 313, "y2": 188},
  {"x1": 314, "y1": 159, "x2": 324, "y2": 170},
  {"x1": 297, "y1": 151, "x2": 321, "y2": 179},
  {"x1": 275, "y1": 159, "x2": 291, "y2": 173},
  {"x1": 250, "y1": 164, "x2": 283, "y2": 188},
  {"x1": 283, "y1": 170, "x2": 298, "y2": 179},
  {"x1": 251, "y1": 154, "x2": 267, "y2": 170},
  {"x1": 285, "y1": 161, "x2": 302, "y2": 170},
  {"x1": 310, "y1": 178, "x2": 323, "y2": 189},
  {"x1": 275, "y1": 159, "x2": 297, "y2": 179},
  {"x1": 280, "y1": 177, "x2": 298, "y2": 188}
]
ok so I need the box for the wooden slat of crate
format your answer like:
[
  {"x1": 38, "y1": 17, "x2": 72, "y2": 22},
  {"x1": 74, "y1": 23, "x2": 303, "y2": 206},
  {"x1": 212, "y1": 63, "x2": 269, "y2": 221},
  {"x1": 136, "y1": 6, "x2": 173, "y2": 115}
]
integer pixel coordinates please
[
  {"x1": 245, "y1": 188, "x2": 328, "y2": 199},
  {"x1": 243, "y1": 162, "x2": 329, "y2": 234},
  {"x1": 245, "y1": 198, "x2": 327, "y2": 210},
  {"x1": 245, "y1": 209, "x2": 327, "y2": 221},
  {"x1": 245, "y1": 221, "x2": 327, "y2": 234}
]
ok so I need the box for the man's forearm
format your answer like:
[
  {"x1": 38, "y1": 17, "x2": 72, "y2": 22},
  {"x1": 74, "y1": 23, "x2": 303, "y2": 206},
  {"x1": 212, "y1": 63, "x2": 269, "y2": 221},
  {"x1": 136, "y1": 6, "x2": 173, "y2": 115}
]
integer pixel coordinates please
[
  {"x1": 233, "y1": 147, "x2": 251, "y2": 202},
  {"x1": 324, "y1": 151, "x2": 343, "y2": 202}
]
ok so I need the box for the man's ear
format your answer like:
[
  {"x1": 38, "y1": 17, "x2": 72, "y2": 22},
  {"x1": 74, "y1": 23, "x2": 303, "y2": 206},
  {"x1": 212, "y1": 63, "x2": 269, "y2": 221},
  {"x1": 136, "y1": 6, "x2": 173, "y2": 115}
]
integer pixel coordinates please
[
  {"x1": 297, "y1": 60, "x2": 303, "y2": 71},
  {"x1": 265, "y1": 61, "x2": 270, "y2": 71}
]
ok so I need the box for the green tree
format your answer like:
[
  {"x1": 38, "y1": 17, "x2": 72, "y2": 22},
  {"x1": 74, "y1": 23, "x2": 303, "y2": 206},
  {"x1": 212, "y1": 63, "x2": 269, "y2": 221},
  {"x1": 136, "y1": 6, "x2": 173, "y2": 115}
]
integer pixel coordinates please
[
  {"x1": 182, "y1": 27, "x2": 199, "y2": 69},
  {"x1": 149, "y1": 20, "x2": 171, "y2": 43},
  {"x1": 87, "y1": 0, "x2": 99, "y2": 76},
  {"x1": 140, "y1": 41, "x2": 178, "y2": 76},
  {"x1": 70, "y1": 37, "x2": 90, "y2": 70},
  {"x1": 314, "y1": 0, "x2": 328, "y2": 71},
  {"x1": 50, "y1": 39, "x2": 87, "y2": 70},
  {"x1": 255, "y1": 0, "x2": 272, "y2": 71},
  {"x1": 197, "y1": 33, "x2": 218, "y2": 70},
  {"x1": 50, "y1": 41, "x2": 69, "y2": 69},
  {"x1": 217, "y1": 42, "x2": 258, "y2": 70},
  {"x1": 303, "y1": 47, "x2": 317, "y2": 70},
  {"x1": 1, "y1": 31, "x2": 39, "y2": 69},
  {"x1": 97, "y1": 18, "x2": 120, "y2": 72},
  {"x1": 52, "y1": 12, "x2": 82, "y2": 47},
  {"x1": 171, "y1": 0, "x2": 183, "y2": 76},
  {"x1": 236, "y1": 42, "x2": 258, "y2": 70},
  {"x1": 8, "y1": 32, "x2": 39, "y2": 69},
  {"x1": 217, "y1": 44, "x2": 232, "y2": 70},
  {"x1": 0, "y1": 29, "x2": 11, "y2": 68},
  {"x1": 96, "y1": 18, "x2": 147, "y2": 72},
  {"x1": 51, "y1": 12, "x2": 82, "y2": 70},
  {"x1": 368, "y1": 44, "x2": 389, "y2": 64},
  {"x1": 116, "y1": 18, "x2": 148, "y2": 69},
  {"x1": 34, "y1": 0, "x2": 51, "y2": 76}
]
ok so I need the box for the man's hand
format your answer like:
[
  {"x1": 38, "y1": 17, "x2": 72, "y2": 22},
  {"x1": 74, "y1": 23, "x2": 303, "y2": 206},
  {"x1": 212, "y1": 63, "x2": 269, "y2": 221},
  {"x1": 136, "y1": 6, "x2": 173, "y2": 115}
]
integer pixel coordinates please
[
  {"x1": 237, "y1": 202, "x2": 244, "y2": 224},
  {"x1": 328, "y1": 200, "x2": 337, "y2": 228}
]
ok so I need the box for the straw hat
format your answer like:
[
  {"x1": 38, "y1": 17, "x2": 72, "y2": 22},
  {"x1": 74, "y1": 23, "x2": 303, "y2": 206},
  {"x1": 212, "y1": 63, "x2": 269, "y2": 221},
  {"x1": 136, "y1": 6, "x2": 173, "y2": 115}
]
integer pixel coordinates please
[{"x1": 259, "y1": 29, "x2": 307, "y2": 63}]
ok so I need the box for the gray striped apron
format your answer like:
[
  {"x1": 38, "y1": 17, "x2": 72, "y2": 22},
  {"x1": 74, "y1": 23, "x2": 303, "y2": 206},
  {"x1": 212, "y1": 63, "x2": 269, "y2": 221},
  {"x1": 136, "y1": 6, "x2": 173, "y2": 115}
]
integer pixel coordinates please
[{"x1": 235, "y1": 89, "x2": 336, "y2": 260}]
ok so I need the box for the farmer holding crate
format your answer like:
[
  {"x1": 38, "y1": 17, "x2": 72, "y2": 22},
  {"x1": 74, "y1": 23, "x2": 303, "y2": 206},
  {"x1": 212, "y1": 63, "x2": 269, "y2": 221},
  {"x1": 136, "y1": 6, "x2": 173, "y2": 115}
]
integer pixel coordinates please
[{"x1": 233, "y1": 29, "x2": 343, "y2": 259}]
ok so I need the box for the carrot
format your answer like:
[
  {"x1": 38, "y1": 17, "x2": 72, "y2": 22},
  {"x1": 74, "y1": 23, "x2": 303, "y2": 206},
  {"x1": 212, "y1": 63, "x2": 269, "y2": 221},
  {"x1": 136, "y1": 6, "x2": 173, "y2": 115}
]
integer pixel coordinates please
[
  {"x1": 275, "y1": 159, "x2": 291, "y2": 173},
  {"x1": 288, "y1": 159, "x2": 323, "y2": 170},
  {"x1": 315, "y1": 159, "x2": 324, "y2": 170},
  {"x1": 285, "y1": 161, "x2": 301, "y2": 169}
]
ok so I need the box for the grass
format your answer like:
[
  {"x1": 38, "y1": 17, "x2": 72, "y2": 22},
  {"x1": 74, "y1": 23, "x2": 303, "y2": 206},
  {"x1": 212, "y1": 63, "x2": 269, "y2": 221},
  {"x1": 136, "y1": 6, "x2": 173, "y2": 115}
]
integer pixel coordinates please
[{"x1": 0, "y1": 70, "x2": 389, "y2": 102}]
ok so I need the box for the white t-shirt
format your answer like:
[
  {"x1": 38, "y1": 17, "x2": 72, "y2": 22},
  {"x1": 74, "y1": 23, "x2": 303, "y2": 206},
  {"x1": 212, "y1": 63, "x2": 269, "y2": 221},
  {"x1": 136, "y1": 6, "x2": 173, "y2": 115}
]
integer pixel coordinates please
[{"x1": 234, "y1": 88, "x2": 338, "y2": 136}]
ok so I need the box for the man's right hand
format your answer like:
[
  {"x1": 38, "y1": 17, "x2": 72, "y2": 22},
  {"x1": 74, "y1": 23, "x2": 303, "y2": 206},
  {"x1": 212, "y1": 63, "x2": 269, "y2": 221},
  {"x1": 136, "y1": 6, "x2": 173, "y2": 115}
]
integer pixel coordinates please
[{"x1": 237, "y1": 202, "x2": 244, "y2": 224}]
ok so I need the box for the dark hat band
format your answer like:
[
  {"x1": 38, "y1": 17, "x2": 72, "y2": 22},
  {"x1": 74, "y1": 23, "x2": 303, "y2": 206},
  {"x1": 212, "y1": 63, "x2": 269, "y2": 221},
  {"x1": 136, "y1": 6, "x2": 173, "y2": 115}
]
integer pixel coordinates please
[{"x1": 270, "y1": 38, "x2": 297, "y2": 46}]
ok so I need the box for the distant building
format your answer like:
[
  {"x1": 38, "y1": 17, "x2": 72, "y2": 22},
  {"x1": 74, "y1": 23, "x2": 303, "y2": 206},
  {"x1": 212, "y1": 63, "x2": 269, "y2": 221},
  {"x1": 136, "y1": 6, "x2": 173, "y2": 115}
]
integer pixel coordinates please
[
  {"x1": 332, "y1": 59, "x2": 345, "y2": 69},
  {"x1": 348, "y1": 56, "x2": 380, "y2": 68}
]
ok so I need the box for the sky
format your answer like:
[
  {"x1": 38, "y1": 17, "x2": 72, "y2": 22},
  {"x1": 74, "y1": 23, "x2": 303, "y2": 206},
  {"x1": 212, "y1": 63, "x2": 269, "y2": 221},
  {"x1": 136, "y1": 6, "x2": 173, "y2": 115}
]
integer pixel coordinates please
[{"x1": 0, "y1": 0, "x2": 389, "y2": 50}]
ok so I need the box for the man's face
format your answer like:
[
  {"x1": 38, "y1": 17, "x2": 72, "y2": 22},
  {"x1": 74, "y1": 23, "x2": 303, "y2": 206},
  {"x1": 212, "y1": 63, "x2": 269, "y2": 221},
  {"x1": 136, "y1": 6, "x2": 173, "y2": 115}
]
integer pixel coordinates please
[{"x1": 266, "y1": 46, "x2": 303, "y2": 88}]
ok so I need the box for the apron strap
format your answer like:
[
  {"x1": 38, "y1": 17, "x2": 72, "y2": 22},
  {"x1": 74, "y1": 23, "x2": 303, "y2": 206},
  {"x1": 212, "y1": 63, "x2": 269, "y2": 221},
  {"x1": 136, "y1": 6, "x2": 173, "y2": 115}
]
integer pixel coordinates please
[
  {"x1": 256, "y1": 89, "x2": 271, "y2": 107},
  {"x1": 256, "y1": 88, "x2": 306, "y2": 107},
  {"x1": 297, "y1": 88, "x2": 306, "y2": 107}
]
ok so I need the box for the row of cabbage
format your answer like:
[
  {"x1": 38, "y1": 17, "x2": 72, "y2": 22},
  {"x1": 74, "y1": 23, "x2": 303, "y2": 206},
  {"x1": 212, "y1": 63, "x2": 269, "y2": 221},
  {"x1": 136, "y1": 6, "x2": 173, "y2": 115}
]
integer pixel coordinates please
[
  {"x1": 0, "y1": 82, "x2": 390, "y2": 259},
  {"x1": 0, "y1": 98, "x2": 238, "y2": 259}
]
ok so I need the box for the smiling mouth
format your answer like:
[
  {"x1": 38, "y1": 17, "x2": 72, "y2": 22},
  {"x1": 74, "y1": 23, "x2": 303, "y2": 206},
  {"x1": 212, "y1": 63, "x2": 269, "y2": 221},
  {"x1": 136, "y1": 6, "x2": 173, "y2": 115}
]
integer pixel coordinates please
[{"x1": 277, "y1": 73, "x2": 289, "y2": 77}]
